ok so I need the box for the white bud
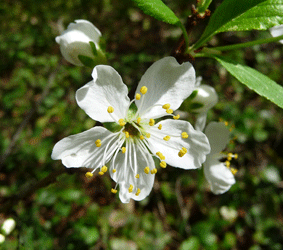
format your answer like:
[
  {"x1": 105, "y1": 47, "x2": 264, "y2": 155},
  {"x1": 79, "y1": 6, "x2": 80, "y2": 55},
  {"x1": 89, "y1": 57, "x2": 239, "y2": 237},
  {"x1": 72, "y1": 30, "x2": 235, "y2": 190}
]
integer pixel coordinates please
[
  {"x1": 219, "y1": 206, "x2": 238, "y2": 222},
  {"x1": 56, "y1": 20, "x2": 104, "y2": 66},
  {"x1": 0, "y1": 234, "x2": 5, "y2": 244},
  {"x1": 1, "y1": 218, "x2": 16, "y2": 235},
  {"x1": 270, "y1": 24, "x2": 283, "y2": 44},
  {"x1": 193, "y1": 84, "x2": 218, "y2": 114}
]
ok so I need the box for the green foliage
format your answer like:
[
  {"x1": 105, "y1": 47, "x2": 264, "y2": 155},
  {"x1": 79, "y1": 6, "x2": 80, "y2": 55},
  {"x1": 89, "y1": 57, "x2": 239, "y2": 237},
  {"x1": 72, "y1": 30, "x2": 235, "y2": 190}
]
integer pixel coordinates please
[
  {"x1": 131, "y1": 0, "x2": 180, "y2": 25},
  {"x1": 193, "y1": 0, "x2": 266, "y2": 49},
  {"x1": 218, "y1": 0, "x2": 283, "y2": 33},
  {"x1": 1, "y1": 0, "x2": 283, "y2": 249},
  {"x1": 212, "y1": 55, "x2": 283, "y2": 109}
]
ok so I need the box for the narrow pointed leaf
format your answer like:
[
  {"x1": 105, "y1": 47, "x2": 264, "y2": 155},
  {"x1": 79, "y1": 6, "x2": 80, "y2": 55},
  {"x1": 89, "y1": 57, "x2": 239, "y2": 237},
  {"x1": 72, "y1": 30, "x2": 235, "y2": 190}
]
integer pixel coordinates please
[
  {"x1": 218, "y1": 0, "x2": 283, "y2": 32},
  {"x1": 132, "y1": 0, "x2": 180, "y2": 25},
  {"x1": 193, "y1": 0, "x2": 266, "y2": 49},
  {"x1": 212, "y1": 55, "x2": 283, "y2": 109}
]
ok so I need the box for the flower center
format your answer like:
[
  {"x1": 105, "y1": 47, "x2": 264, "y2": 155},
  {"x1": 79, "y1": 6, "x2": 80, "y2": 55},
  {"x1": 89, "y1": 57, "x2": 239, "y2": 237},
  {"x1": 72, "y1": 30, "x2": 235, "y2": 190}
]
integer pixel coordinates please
[{"x1": 124, "y1": 122, "x2": 140, "y2": 138}]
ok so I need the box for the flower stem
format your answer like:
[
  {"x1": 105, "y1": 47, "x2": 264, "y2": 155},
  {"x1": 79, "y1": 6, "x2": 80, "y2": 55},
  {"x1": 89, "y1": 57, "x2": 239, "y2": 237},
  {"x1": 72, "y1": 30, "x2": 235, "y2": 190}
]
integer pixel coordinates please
[
  {"x1": 178, "y1": 21, "x2": 190, "y2": 52},
  {"x1": 213, "y1": 34, "x2": 283, "y2": 51}
]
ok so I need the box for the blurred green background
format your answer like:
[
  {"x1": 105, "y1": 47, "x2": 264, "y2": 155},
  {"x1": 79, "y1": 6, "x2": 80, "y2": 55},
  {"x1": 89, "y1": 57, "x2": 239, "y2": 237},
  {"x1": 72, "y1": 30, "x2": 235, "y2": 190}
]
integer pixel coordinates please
[{"x1": 1, "y1": 0, "x2": 283, "y2": 249}]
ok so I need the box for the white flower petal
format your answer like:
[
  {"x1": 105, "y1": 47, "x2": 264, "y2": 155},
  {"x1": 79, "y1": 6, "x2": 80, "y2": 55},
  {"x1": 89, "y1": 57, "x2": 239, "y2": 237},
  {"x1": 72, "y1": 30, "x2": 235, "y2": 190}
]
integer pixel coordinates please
[
  {"x1": 203, "y1": 158, "x2": 235, "y2": 194},
  {"x1": 51, "y1": 127, "x2": 117, "y2": 169},
  {"x1": 72, "y1": 20, "x2": 101, "y2": 42},
  {"x1": 55, "y1": 20, "x2": 101, "y2": 66},
  {"x1": 135, "y1": 57, "x2": 195, "y2": 119},
  {"x1": 195, "y1": 113, "x2": 207, "y2": 132},
  {"x1": 76, "y1": 65, "x2": 130, "y2": 123},
  {"x1": 270, "y1": 24, "x2": 283, "y2": 44},
  {"x1": 110, "y1": 141, "x2": 155, "y2": 203},
  {"x1": 147, "y1": 120, "x2": 210, "y2": 169},
  {"x1": 204, "y1": 122, "x2": 230, "y2": 155},
  {"x1": 193, "y1": 84, "x2": 218, "y2": 114}
]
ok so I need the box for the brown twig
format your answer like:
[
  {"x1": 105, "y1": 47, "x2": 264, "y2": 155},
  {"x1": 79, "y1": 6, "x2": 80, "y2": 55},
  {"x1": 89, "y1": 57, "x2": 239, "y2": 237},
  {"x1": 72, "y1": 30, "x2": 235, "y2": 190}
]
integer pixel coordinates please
[{"x1": 170, "y1": 4, "x2": 211, "y2": 64}]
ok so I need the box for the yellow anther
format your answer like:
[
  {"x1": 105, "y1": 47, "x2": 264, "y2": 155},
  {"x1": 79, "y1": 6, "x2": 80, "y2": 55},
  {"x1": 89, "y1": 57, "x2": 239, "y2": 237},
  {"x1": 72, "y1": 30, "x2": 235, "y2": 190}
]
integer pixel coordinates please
[
  {"x1": 85, "y1": 172, "x2": 93, "y2": 178},
  {"x1": 160, "y1": 161, "x2": 167, "y2": 168},
  {"x1": 163, "y1": 136, "x2": 170, "y2": 141},
  {"x1": 107, "y1": 106, "x2": 114, "y2": 113},
  {"x1": 181, "y1": 132, "x2": 189, "y2": 139},
  {"x1": 178, "y1": 147, "x2": 187, "y2": 157},
  {"x1": 149, "y1": 118, "x2": 155, "y2": 126},
  {"x1": 135, "y1": 188, "x2": 141, "y2": 196},
  {"x1": 111, "y1": 188, "x2": 117, "y2": 194},
  {"x1": 135, "y1": 174, "x2": 140, "y2": 179},
  {"x1": 151, "y1": 168, "x2": 157, "y2": 174},
  {"x1": 224, "y1": 121, "x2": 229, "y2": 126},
  {"x1": 98, "y1": 171, "x2": 104, "y2": 175},
  {"x1": 137, "y1": 117, "x2": 141, "y2": 124},
  {"x1": 234, "y1": 154, "x2": 238, "y2": 159},
  {"x1": 128, "y1": 184, "x2": 133, "y2": 193},
  {"x1": 173, "y1": 114, "x2": 180, "y2": 120},
  {"x1": 118, "y1": 118, "x2": 126, "y2": 126},
  {"x1": 125, "y1": 131, "x2": 130, "y2": 138},
  {"x1": 166, "y1": 109, "x2": 173, "y2": 114},
  {"x1": 135, "y1": 93, "x2": 141, "y2": 100},
  {"x1": 156, "y1": 151, "x2": 165, "y2": 160},
  {"x1": 144, "y1": 166, "x2": 150, "y2": 174},
  {"x1": 178, "y1": 151, "x2": 184, "y2": 157},
  {"x1": 162, "y1": 104, "x2": 170, "y2": 109},
  {"x1": 95, "y1": 139, "x2": 101, "y2": 147},
  {"x1": 146, "y1": 133, "x2": 150, "y2": 138},
  {"x1": 227, "y1": 153, "x2": 233, "y2": 161},
  {"x1": 101, "y1": 165, "x2": 107, "y2": 173},
  {"x1": 230, "y1": 168, "x2": 238, "y2": 175},
  {"x1": 122, "y1": 147, "x2": 126, "y2": 153},
  {"x1": 158, "y1": 124, "x2": 162, "y2": 130},
  {"x1": 225, "y1": 161, "x2": 231, "y2": 167},
  {"x1": 112, "y1": 169, "x2": 117, "y2": 173},
  {"x1": 140, "y1": 135, "x2": 144, "y2": 140},
  {"x1": 140, "y1": 86, "x2": 148, "y2": 94}
]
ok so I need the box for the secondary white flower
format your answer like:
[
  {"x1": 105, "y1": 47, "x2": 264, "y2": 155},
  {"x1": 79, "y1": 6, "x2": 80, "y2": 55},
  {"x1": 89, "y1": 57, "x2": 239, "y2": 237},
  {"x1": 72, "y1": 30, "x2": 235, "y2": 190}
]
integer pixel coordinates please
[
  {"x1": 0, "y1": 234, "x2": 5, "y2": 244},
  {"x1": 1, "y1": 218, "x2": 16, "y2": 235},
  {"x1": 203, "y1": 122, "x2": 237, "y2": 194},
  {"x1": 192, "y1": 77, "x2": 218, "y2": 131},
  {"x1": 270, "y1": 24, "x2": 283, "y2": 44},
  {"x1": 52, "y1": 57, "x2": 211, "y2": 203},
  {"x1": 56, "y1": 19, "x2": 104, "y2": 66}
]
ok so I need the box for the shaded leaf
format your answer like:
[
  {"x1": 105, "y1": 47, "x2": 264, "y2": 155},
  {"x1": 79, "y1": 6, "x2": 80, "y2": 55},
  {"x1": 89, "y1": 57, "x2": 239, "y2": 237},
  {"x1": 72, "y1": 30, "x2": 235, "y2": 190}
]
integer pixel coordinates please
[
  {"x1": 213, "y1": 55, "x2": 283, "y2": 109},
  {"x1": 193, "y1": 0, "x2": 266, "y2": 49},
  {"x1": 132, "y1": 0, "x2": 180, "y2": 25}
]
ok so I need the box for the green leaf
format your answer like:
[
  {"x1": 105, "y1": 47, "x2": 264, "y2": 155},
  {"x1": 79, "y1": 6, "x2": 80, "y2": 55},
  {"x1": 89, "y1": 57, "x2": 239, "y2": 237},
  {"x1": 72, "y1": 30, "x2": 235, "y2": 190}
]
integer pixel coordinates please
[
  {"x1": 193, "y1": 0, "x2": 266, "y2": 49},
  {"x1": 132, "y1": 0, "x2": 180, "y2": 25},
  {"x1": 218, "y1": 0, "x2": 283, "y2": 33},
  {"x1": 212, "y1": 55, "x2": 283, "y2": 109}
]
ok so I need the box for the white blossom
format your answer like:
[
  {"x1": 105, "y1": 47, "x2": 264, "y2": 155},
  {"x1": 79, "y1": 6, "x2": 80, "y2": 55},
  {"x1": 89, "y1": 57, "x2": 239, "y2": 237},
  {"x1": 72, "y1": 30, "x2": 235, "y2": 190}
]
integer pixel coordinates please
[
  {"x1": 192, "y1": 77, "x2": 218, "y2": 131},
  {"x1": 203, "y1": 122, "x2": 236, "y2": 194},
  {"x1": 56, "y1": 20, "x2": 104, "y2": 66},
  {"x1": 52, "y1": 57, "x2": 211, "y2": 203},
  {"x1": 270, "y1": 24, "x2": 283, "y2": 44},
  {"x1": 1, "y1": 218, "x2": 16, "y2": 236}
]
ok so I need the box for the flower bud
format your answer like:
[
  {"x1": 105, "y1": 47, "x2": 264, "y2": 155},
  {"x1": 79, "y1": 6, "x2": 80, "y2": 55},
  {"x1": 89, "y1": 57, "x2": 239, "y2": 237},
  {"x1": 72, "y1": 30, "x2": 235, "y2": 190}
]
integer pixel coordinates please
[
  {"x1": 190, "y1": 84, "x2": 218, "y2": 114},
  {"x1": 1, "y1": 218, "x2": 16, "y2": 235},
  {"x1": 0, "y1": 234, "x2": 5, "y2": 244},
  {"x1": 56, "y1": 20, "x2": 107, "y2": 67},
  {"x1": 270, "y1": 24, "x2": 283, "y2": 44}
]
